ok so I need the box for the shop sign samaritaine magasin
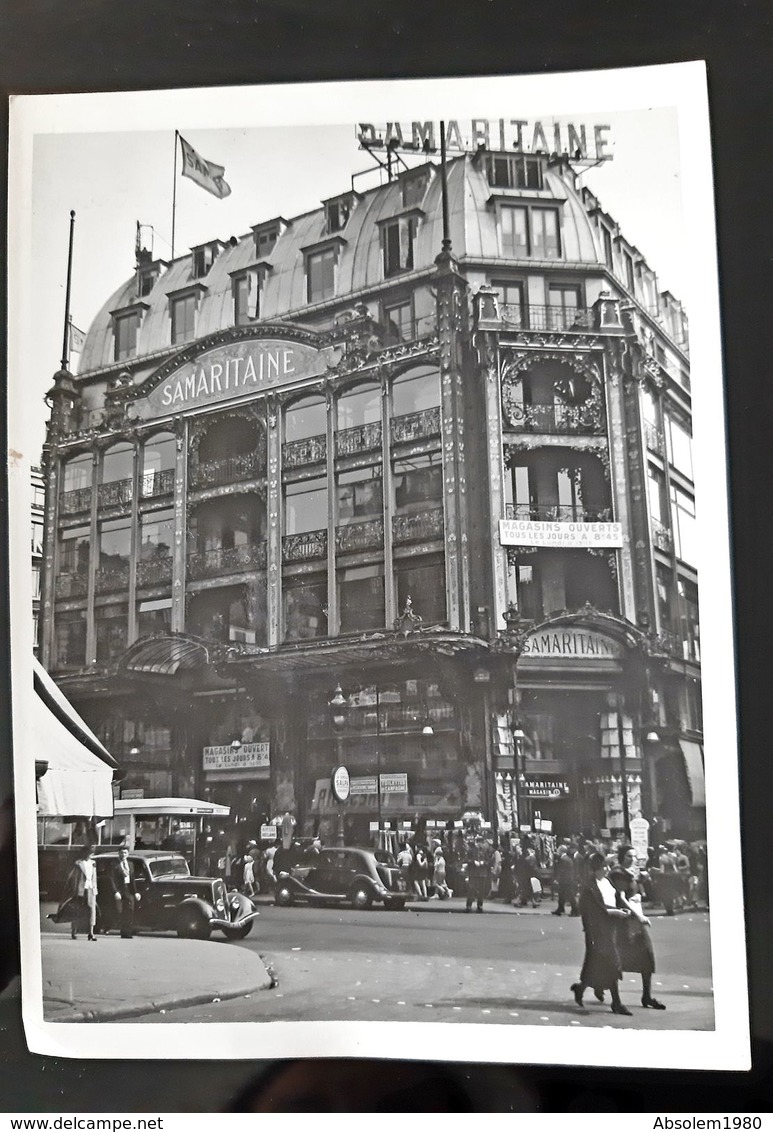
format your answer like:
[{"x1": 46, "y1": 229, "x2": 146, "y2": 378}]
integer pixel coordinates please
[{"x1": 522, "y1": 779, "x2": 570, "y2": 799}]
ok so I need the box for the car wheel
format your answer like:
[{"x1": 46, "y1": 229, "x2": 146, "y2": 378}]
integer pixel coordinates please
[
  {"x1": 176, "y1": 907, "x2": 211, "y2": 940},
  {"x1": 384, "y1": 898, "x2": 406, "y2": 911},
  {"x1": 275, "y1": 883, "x2": 294, "y2": 907},
  {"x1": 351, "y1": 885, "x2": 373, "y2": 909},
  {"x1": 222, "y1": 923, "x2": 252, "y2": 941}
]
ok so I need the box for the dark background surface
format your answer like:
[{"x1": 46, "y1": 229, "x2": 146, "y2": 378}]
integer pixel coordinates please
[{"x1": 1, "y1": 0, "x2": 771, "y2": 1111}]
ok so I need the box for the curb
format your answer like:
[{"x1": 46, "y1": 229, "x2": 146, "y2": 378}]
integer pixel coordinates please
[{"x1": 46, "y1": 979, "x2": 270, "y2": 1023}]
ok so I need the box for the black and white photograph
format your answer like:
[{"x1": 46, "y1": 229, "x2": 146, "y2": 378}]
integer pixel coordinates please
[{"x1": 7, "y1": 64, "x2": 747, "y2": 1069}]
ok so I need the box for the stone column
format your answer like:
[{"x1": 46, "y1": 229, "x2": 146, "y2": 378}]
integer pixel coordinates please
[{"x1": 170, "y1": 417, "x2": 188, "y2": 633}]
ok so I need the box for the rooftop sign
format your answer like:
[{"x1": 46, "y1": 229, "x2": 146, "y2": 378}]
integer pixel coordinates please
[
  {"x1": 357, "y1": 120, "x2": 612, "y2": 161},
  {"x1": 136, "y1": 338, "x2": 330, "y2": 420}
]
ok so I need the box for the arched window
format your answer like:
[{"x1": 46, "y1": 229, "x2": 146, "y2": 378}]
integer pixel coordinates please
[
  {"x1": 391, "y1": 366, "x2": 440, "y2": 417},
  {"x1": 336, "y1": 382, "x2": 381, "y2": 430}
]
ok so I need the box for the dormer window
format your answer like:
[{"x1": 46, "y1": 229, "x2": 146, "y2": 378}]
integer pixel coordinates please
[
  {"x1": 486, "y1": 153, "x2": 544, "y2": 190},
  {"x1": 302, "y1": 236, "x2": 346, "y2": 304},
  {"x1": 136, "y1": 259, "x2": 166, "y2": 298},
  {"x1": 168, "y1": 283, "x2": 206, "y2": 345},
  {"x1": 324, "y1": 193, "x2": 358, "y2": 235},
  {"x1": 380, "y1": 214, "x2": 419, "y2": 278},
  {"x1": 400, "y1": 169, "x2": 432, "y2": 209},
  {"x1": 191, "y1": 241, "x2": 223, "y2": 279},
  {"x1": 110, "y1": 302, "x2": 148, "y2": 362},
  {"x1": 231, "y1": 265, "x2": 268, "y2": 326},
  {"x1": 252, "y1": 217, "x2": 289, "y2": 259}
]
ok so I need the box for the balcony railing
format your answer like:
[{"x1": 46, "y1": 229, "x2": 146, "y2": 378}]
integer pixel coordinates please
[
  {"x1": 95, "y1": 563, "x2": 131, "y2": 594},
  {"x1": 335, "y1": 421, "x2": 382, "y2": 458},
  {"x1": 504, "y1": 400, "x2": 605, "y2": 435},
  {"x1": 54, "y1": 572, "x2": 88, "y2": 599},
  {"x1": 644, "y1": 421, "x2": 664, "y2": 453},
  {"x1": 136, "y1": 556, "x2": 173, "y2": 587},
  {"x1": 97, "y1": 478, "x2": 133, "y2": 510},
  {"x1": 140, "y1": 468, "x2": 175, "y2": 499},
  {"x1": 500, "y1": 303, "x2": 594, "y2": 332},
  {"x1": 192, "y1": 450, "x2": 265, "y2": 490},
  {"x1": 59, "y1": 486, "x2": 92, "y2": 516},
  {"x1": 283, "y1": 434, "x2": 327, "y2": 469},
  {"x1": 335, "y1": 518, "x2": 384, "y2": 554},
  {"x1": 505, "y1": 503, "x2": 613, "y2": 523},
  {"x1": 282, "y1": 529, "x2": 327, "y2": 563},
  {"x1": 392, "y1": 506, "x2": 444, "y2": 545},
  {"x1": 187, "y1": 541, "x2": 267, "y2": 581},
  {"x1": 651, "y1": 518, "x2": 673, "y2": 552},
  {"x1": 390, "y1": 407, "x2": 441, "y2": 445}
]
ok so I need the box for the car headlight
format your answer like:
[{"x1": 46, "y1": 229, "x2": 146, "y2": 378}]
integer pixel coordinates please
[{"x1": 215, "y1": 900, "x2": 225, "y2": 913}]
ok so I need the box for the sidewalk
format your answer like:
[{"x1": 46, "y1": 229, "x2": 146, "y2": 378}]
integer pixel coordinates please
[{"x1": 41, "y1": 910, "x2": 273, "y2": 1023}]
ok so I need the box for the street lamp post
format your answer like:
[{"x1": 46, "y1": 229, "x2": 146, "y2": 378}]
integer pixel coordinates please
[
  {"x1": 329, "y1": 683, "x2": 348, "y2": 847},
  {"x1": 512, "y1": 727, "x2": 526, "y2": 836},
  {"x1": 615, "y1": 694, "x2": 631, "y2": 843}
]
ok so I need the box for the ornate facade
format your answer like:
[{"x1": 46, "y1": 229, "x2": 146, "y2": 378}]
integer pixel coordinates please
[{"x1": 38, "y1": 148, "x2": 702, "y2": 846}]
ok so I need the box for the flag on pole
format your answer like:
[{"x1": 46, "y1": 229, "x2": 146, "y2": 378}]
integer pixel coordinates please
[
  {"x1": 179, "y1": 135, "x2": 232, "y2": 199},
  {"x1": 69, "y1": 321, "x2": 86, "y2": 353}
]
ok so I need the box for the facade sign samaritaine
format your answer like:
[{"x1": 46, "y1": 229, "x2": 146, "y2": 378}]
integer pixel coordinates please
[
  {"x1": 135, "y1": 338, "x2": 330, "y2": 420},
  {"x1": 521, "y1": 628, "x2": 623, "y2": 660}
]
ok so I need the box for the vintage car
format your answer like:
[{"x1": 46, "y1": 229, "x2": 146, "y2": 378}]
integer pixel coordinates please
[
  {"x1": 274, "y1": 846, "x2": 407, "y2": 910},
  {"x1": 84, "y1": 849, "x2": 259, "y2": 940}
]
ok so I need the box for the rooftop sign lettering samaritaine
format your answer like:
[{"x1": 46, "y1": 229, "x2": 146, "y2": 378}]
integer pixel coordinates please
[
  {"x1": 135, "y1": 338, "x2": 331, "y2": 420},
  {"x1": 357, "y1": 119, "x2": 612, "y2": 161}
]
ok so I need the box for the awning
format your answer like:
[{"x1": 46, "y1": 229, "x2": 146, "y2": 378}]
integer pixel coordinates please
[
  {"x1": 113, "y1": 797, "x2": 230, "y2": 818},
  {"x1": 679, "y1": 739, "x2": 706, "y2": 807},
  {"x1": 33, "y1": 658, "x2": 119, "y2": 819},
  {"x1": 118, "y1": 634, "x2": 213, "y2": 677}
]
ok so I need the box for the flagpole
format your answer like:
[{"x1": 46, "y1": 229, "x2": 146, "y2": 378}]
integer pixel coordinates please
[
  {"x1": 60, "y1": 210, "x2": 76, "y2": 370},
  {"x1": 171, "y1": 130, "x2": 179, "y2": 261}
]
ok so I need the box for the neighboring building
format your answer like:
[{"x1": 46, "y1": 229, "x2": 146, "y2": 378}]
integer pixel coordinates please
[
  {"x1": 38, "y1": 144, "x2": 702, "y2": 845},
  {"x1": 31, "y1": 465, "x2": 45, "y2": 655}
]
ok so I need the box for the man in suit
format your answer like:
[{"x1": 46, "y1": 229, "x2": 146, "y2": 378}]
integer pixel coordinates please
[{"x1": 112, "y1": 847, "x2": 141, "y2": 938}]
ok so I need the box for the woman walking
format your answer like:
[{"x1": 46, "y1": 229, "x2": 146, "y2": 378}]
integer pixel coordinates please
[
  {"x1": 610, "y1": 844, "x2": 666, "y2": 1010},
  {"x1": 60, "y1": 845, "x2": 99, "y2": 940},
  {"x1": 571, "y1": 851, "x2": 632, "y2": 1015}
]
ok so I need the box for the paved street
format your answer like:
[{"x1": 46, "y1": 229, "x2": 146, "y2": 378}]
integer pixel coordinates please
[{"x1": 124, "y1": 902, "x2": 713, "y2": 1028}]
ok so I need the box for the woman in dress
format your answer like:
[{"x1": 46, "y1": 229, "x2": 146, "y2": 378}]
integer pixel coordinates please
[
  {"x1": 609, "y1": 844, "x2": 666, "y2": 1010},
  {"x1": 60, "y1": 844, "x2": 99, "y2": 940},
  {"x1": 570, "y1": 851, "x2": 632, "y2": 1015}
]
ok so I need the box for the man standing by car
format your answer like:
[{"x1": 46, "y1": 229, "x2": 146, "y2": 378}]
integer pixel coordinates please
[{"x1": 112, "y1": 847, "x2": 141, "y2": 939}]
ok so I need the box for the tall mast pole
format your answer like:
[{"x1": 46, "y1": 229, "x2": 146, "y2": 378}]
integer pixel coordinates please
[
  {"x1": 171, "y1": 130, "x2": 179, "y2": 261},
  {"x1": 60, "y1": 210, "x2": 76, "y2": 370},
  {"x1": 439, "y1": 120, "x2": 451, "y2": 255}
]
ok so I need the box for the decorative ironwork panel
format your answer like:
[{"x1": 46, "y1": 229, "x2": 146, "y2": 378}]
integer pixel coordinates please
[
  {"x1": 54, "y1": 572, "x2": 88, "y2": 599},
  {"x1": 500, "y1": 304, "x2": 594, "y2": 332},
  {"x1": 187, "y1": 541, "x2": 267, "y2": 581},
  {"x1": 644, "y1": 422, "x2": 664, "y2": 453},
  {"x1": 390, "y1": 407, "x2": 441, "y2": 445},
  {"x1": 505, "y1": 503, "x2": 612, "y2": 522},
  {"x1": 283, "y1": 434, "x2": 327, "y2": 468},
  {"x1": 335, "y1": 421, "x2": 382, "y2": 458},
  {"x1": 392, "y1": 506, "x2": 444, "y2": 545},
  {"x1": 335, "y1": 518, "x2": 384, "y2": 554},
  {"x1": 140, "y1": 468, "x2": 175, "y2": 499},
  {"x1": 97, "y1": 478, "x2": 134, "y2": 509},
  {"x1": 651, "y1": 518, "x2": 673, "y2": 552},
  {"x1": 95, "y1": 564, "x2": 131, "y2": 594},
  {"x1": 192, "y1": 450, "x2": 265, "y2": 489},
  {"x1": 59, "y1": 487, "x2": 92, "y2": 515},
  {"x1": 503, "y1": 400, "x2": 605, "y2": 435},
  {"x1": 136, "y1": 556, "x2": 173, "y2": 587},
  {"x1": 282, "y1": 529, "x2": 328, "y2": 563}
]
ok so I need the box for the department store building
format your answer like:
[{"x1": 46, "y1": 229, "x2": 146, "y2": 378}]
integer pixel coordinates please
[{"x1": 38, "y1": 141, "x2": 704, "y2": 845}]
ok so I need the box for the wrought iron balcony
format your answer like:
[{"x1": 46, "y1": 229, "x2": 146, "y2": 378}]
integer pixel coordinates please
[
  {"x1": 392, "y1": 506, "x2": 444, "y2": 545},
  {"x1": 504, "y1": 400, "x2": 605, "y2": 435},
  {"x1": 97, "y1": 478, "x2": 133, "y2": 510},
  {"x1": 95, "y1": 563, "x2": 131, "y2": 594},
  {"x1": 390, "y1": 407, "x2": 441, "y2": 445},
  {"x1": 651, "y1": 518, "x2": 673, "y2": 552},
  {"x1": 54, "y1": 572, "x2": 88, "y2": 599},
  {"x1": 283, "y1": 434, "x2": 327, "y2": 469},
  {"x1": 335, "y1": 421, "x2": 382, "y2": 458},
  {"x1": 500, "y1": 303, "x2": 594, "y2": 332},
  {"x1": 59, "y1": 486, "x2": 92, "y2": 516},
  {"x1": 136, "y1": 556, "x2": 173, "y2": 587},
  {"x1": 192, "y1": 450, "x2": 265, "y2": 490},
  {"x1": 282, "y1": 528, "x2": 327, "y2": 563},
  {"x1": 505, "y1": 503, "x2": 613, "y2": 523},
  {"x1": 140, "y1": 468, "x2": 175, "y2": 499},
  {"x1": 335, "y1": 518, "x2": 384, "y2": 554},
  {"x1": 644, "y1": 421, "x2": 664, "y2": 453},
  {"x1": 187, "y1": 540, "x2": 267, "y2": 581}
]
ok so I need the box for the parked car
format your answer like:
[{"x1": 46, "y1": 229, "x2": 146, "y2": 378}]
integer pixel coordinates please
[
  {"x1": 274, "y1": 846, "x2": 407, "y2": 910},
  {"x1": 86, "y1": 850, "x2": 259, "y2": 940}
]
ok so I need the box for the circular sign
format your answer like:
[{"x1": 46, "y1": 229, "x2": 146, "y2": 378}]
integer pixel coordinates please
[{"x1": 331, "y1": 765, "x2": 351, "y2": 803}]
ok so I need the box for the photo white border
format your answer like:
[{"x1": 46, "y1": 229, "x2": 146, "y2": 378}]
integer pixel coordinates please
[{"x1": 8, "y1": 61, "x2": 748, "y2": 1068}]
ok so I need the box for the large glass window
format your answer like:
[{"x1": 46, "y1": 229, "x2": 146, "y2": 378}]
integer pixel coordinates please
[
  {"x1": 337, "y1": 383, "x2": 381, "y2": 430},
  {"x1": 666, "y1": 416, "x2": 693, "y2": 480},
  {"x1": 394, "y1": 455, "x2": 443, "y2": 511},
  {"x1": 547, "y1": 284, "x2": 580, "y2": 329},
  {"x1": 285, "y1": 477, "x2": 328, "y2": 535},
  {"x1": 99, "y1": 518, "x2": 131, "y2": 572},
  {"x1": 62, "y1": 454, "x2": 91, "y2": 493},
  {"x1": 532, "y1": 209, "x2": 560, "y2": 258},
  {"x1": 95, "y1": 603, "x2": 128, "y2": 664},
  {"x1": 307, "y1": 247, "x2": 336, "y2": 303},
  {"x1": 138, "y1": 598, "x2": 172, "y2": 637},
  {"x1": 677, "y1": 577, "x2": 700, "y2": 662},
  {"x1": 487, "y1": 153, "x2": 543, "y2": 190},
  {"x1": 338, "y1": 564, "x2": 384, "y2": 633},
  {"x1": 188, "y1": 585, "x2": 263, "y2": 645},
  {"x1": 395, "y1": 558, "x2": 446, "y2": 625},
  {"x1": 500, "y1": 206, "x2": 529, "y2": 257},
  {"x1": 493, "y1": 280, "x2": 526, "y2": 326},
  {"x1": 102, "y1": 442, "x2": 133, "y2": 484},
  {"x1": 59, "y1": 525, "x2": 90, "y2": 575},
  {"x1": 648, "y1": 467, "x2": 666, "y2": 524},
  {"x1": 55, "y1": 609, "x2": 87, "y2": 668},
  {"x1": 391, "y1": 367, "x2": 439, "y2": 416},
  {"x1": 284, "y1": 396, "x2": 326, "y2": 442},
  {"x1": 284, "y1": 577, "x2": 328, "y2": 641},
  {"x1": 670, "y1": 485, "x2": 698, "y2": 566},
  {"x1": 139, "y1": 509, "x2": 174, "y2": 560},
  {"x1": 337, "y1": 467, "x2": 383, "y2": 525},
  {"x1": 383, "y1": 298, "x2": 414, "y2": 343}
]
